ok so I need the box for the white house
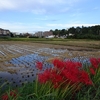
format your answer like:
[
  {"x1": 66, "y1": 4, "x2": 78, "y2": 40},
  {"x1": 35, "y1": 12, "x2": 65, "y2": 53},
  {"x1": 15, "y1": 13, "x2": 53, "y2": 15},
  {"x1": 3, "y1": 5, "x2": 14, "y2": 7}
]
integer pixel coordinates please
[{"x1": 45, "y1": 35, "x2": 54, "y2": 38}]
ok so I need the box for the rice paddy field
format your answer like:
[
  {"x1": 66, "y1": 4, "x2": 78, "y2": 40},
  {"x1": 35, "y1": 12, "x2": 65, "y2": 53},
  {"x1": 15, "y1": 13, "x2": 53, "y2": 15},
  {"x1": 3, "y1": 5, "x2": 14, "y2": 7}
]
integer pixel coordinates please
[
  {"x1": 0, "y1": 40, "x2": 100, "y2": 88},
  {"x1": 0, "y1": 39, "x2": 99, "y2": 100}
]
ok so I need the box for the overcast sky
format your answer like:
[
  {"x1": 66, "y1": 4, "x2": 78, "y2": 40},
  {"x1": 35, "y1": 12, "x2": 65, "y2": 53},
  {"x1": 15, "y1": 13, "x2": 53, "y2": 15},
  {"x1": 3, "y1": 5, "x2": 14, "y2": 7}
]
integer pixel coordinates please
[{"x1": 0, "y1": 0, "x2": 100, "y2": 33}]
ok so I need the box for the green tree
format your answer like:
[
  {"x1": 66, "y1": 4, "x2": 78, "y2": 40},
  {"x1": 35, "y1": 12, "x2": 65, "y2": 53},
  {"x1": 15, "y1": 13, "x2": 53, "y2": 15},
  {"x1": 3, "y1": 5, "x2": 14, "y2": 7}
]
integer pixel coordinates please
[{"x1": 53, "y1": 29, "x2": 60, "y2": 37}]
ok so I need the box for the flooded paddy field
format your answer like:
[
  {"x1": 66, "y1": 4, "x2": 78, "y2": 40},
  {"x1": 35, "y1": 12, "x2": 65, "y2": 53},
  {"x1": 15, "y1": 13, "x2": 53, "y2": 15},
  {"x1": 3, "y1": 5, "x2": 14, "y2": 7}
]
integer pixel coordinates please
[{"x1": 0, "y1": 41, "x2": 100, "y2": 88}]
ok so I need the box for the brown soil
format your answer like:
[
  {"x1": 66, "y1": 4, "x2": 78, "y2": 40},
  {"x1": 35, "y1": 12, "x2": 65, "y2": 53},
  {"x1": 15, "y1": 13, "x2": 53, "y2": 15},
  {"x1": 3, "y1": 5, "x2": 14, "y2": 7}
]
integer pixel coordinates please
[{"x1": 0, "y1": 41, "x2": 99, "y2": 72}]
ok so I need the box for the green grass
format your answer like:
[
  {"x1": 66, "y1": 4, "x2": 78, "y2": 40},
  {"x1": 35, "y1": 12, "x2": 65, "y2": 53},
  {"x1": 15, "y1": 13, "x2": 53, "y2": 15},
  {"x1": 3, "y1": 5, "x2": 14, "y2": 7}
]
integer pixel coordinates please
[
  {"x1": 0, "y1": 58, "x2": 100, "y2": 100},
  {"x1": 0, "y1": 72, "x2": 100, "y2": 100}
]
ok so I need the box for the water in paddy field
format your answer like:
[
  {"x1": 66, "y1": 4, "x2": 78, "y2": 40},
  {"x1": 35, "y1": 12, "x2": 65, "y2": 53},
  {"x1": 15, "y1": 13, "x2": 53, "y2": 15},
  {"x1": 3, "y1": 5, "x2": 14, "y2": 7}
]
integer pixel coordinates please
[
  {"x1": 0, "y1": 50, "x2": 91, "y2": 89},
  {"x1": 0, "y1": 54, "x2": 53, "y2": 88}
]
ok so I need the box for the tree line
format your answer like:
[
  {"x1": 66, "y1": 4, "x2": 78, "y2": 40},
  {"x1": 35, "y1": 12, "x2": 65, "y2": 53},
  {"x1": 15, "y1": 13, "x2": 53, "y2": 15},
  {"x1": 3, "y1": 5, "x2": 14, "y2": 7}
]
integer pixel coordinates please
[{"x1": 50, "y1": 25, "x2": 100, "y2": 40}]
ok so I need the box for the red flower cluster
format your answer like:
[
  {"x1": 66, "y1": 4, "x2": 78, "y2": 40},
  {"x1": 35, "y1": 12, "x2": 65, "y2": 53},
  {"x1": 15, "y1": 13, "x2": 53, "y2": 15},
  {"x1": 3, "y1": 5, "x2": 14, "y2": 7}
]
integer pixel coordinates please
[
  {"x1": 36, "y1": 61, "x2": 43, "y2": 70},
  {"x1": 1, "y1": 90, "x2": 17, "y2": 100},
  {"x1": 90, "y1": 58, "x2": 100, "y2": 69},
  {"x1": 38, "y1": 59, "x2": 93, "y2": 89},
  {"x1": 90, "y1": 68, "x2": 95, "y2": 75},
  {"x1": 89, "y1": 57, "x2": 100, "y2": 75}
]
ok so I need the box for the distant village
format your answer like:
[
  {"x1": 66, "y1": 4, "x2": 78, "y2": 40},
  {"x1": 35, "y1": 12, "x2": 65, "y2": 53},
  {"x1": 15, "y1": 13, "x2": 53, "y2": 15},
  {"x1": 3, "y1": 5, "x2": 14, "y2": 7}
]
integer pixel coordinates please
[
  {"x1": 0, "y1": 28, "x2": 56, "y2": 38},
  {"x1": 0, "y1": 28, "x2": 11, "y2": 36},
  {"x1": 1, "y1": 25, "x2": 99, "y2": 39}
]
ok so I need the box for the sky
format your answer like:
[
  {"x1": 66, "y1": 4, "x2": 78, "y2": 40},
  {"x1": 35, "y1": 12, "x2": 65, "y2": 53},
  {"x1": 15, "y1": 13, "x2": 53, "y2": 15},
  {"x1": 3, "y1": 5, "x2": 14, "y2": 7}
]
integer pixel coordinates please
[{"x1": 0, "y1": 0, "x2": 100, "y2": 33}]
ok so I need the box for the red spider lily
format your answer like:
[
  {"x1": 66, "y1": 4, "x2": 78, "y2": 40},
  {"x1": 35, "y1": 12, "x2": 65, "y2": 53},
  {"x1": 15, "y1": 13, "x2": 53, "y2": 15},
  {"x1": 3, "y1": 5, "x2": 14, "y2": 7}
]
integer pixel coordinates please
[
  {"x1": 90, "y1": 58, "x2": 99, "y2": 69},
  {"x1": 80, "y1": 70, "x2": 92, "y2": 85},
  {"x1": 38, "y1": 58, "x2": 93, "y2": 90},
  {"x1": 53, "y1": 76, "x2": 62, "y2": 87},
  {"x1": 89, "y1": 58, "x2": 100, "y2": 76},
  {"x1": 52, "y1": 59, "x2": 65, "y2": 70},
  {"x1": 74, "y1": 62, "x2": 82, "y2": 68},
  {"x1": 97, "y1": 58, "x2": 100, "y2": 63},
  {"x1": 36, "y1": 61, "x2": 43, "y2": 70},
  {"x1": 38, "y1": 69, "x2": 52, "y2": 83},
  {"x1": 64, "y1": 61, "x2": 82, "y2": 72},
  {"x1": 2, "y1": 90, "x2": 17, "y2": 100},
  {"x1": 90, "y1": 67, "x2": 96, "y2": 75},
  {"x1": 1, "y1": 95, "x2": 8, "y2": 100},
  {"x1": 61, "y1": 69, "x2": 79, "y2": 84},
  {"x1": 50, "y1": 70, "x2": 63, "y2": 88}
]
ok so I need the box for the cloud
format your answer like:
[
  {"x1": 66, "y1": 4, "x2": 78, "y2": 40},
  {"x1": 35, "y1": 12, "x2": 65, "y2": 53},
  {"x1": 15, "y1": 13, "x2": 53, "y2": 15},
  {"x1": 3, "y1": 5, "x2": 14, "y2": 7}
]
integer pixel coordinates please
[
  {"x1": 31, "y1": 9, "x2": 46, "y2": 14},
  {"x1": 0, "y1": 0, "x2": 83, "y2": 14},
  {"x1": 0, "y1": 21, "x2": 98, "y2": 33},
  {"x1": 47, "y1": 23, "x2": 97, "y2": 29},
  {"x1": 0, "y1": 0, "x2": 15, "y2": 10},
  {"x1": 0, "y1": 22, "x2": 44, "y2": 33},
  {"x1": 35, "y1": 16, "x2": 58, "y2": 22}
]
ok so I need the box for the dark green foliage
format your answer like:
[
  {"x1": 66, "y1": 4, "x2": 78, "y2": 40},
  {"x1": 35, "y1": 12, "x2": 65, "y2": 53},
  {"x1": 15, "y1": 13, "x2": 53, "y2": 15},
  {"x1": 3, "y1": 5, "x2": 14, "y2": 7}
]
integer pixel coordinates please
[{"x1": 52, "y1": 25, "x2": 100, "y2": 40}]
